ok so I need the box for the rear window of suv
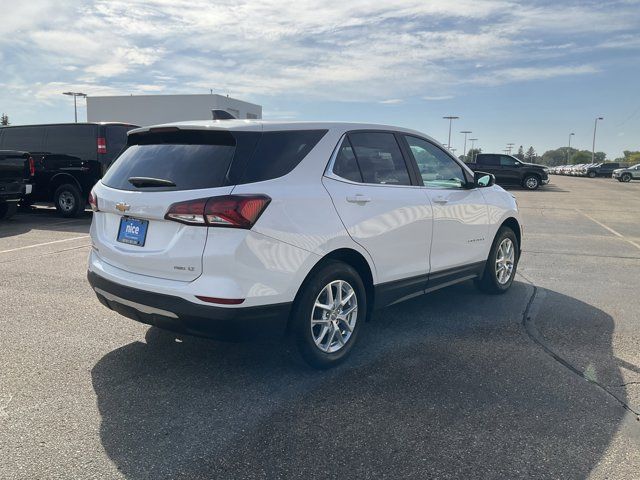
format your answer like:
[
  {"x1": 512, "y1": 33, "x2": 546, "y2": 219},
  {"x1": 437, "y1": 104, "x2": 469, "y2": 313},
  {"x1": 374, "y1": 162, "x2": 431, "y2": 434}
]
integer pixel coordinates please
[{"x1": 102, "y1": 128, "x2": 327, "y2": 191}]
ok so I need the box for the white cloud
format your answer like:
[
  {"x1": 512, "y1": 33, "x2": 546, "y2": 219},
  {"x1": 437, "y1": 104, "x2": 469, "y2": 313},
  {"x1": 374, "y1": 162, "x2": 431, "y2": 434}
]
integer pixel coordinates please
[
  {"x1": 423, "y1": 95, "x2": 455, "y2": 101},
  {"x1": 0, "y1": 0, "x2": 638, "y2": 109}
]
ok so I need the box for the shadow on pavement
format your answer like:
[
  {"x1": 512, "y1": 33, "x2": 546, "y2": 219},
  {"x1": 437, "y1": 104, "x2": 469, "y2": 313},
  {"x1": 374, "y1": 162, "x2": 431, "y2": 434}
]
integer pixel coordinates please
[
  {"x1": 91, "y1": 281, "x2": 626, "y2": 479},
  {"x1": 0, "y1": 207, "x2": 91, "y2": 239}
]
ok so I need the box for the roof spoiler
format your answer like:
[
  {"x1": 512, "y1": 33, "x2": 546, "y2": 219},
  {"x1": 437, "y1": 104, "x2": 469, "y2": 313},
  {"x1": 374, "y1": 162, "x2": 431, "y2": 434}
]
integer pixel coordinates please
[{"x1": 212, "y1": 109, "x2": 236, "y2": 120}]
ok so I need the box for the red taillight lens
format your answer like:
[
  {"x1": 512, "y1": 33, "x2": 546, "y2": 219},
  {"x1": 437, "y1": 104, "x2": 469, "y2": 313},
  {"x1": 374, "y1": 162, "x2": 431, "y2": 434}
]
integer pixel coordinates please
[
  {"x1": 88, "y1": 190, "x2": 99, "y2": 212},
  {"x1": 97, "y1": 137, "x2": 107, "y2": 154},
  {"x1": 28, "y1": 157, "x2": 35, "y2": 177},
  {"x1": 165, "y1": 195, "x2": 271, "y2": 228},
  {"x1": 195, "y1": 295, "x2": 245, "y2": 305}
]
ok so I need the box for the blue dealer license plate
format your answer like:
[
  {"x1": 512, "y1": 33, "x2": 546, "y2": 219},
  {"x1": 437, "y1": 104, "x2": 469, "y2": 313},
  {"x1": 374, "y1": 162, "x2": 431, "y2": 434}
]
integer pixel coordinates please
[{"x1": 117, "y1": 217, "x2": 149, "y2": 246}]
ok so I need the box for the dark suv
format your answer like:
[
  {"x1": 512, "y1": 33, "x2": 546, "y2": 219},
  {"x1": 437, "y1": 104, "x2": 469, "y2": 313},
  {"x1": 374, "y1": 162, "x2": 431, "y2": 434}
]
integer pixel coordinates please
[
  {"x1": 585, "y1": 162, "x2": 620, "y2": 178},
  {"x1": 0, "y1": 123, "x2": 138, "y2": 217}
]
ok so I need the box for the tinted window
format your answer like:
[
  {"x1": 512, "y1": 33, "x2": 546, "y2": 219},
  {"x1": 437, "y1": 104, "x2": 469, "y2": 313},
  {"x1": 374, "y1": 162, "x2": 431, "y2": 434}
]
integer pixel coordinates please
[
  {"x1": 348, "y1": 132, "x2": 410, "y2": 185},
  {"x1": 405, "y1": 135, "x2": 466, "y2": 189},
  {"x1": 105, "y1": 125, "x2": 135, "y2": 161},
  {"x1": 44, "y1": 125, "x2": 97, "y2": 159},
  {"x1": 240, "y1": 130, "x2": 327, "y2": 184},
  {"x1": 477, "y1": 154, "x2": 499, "y2": 166},
  {"x1": 103, "y1": 130, "x2": 236, "y2": 191},
  {"x1": 0, "y1": 126, "x2": 45, "y2": 152},
  {"x1": 500, "y1": 155, "x2": 519, "y2": 166},
  {"x1": 332, "y1": 137, "x2": 362, "y2": 182}
]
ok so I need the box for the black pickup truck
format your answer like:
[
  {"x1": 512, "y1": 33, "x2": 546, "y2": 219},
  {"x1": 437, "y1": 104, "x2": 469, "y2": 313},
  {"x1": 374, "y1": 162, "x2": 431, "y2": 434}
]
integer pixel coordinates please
[
  {"x1": 0, "y1": 123, "x2": 138, "y2": 217},
  {"x1": 0, "y1": 150, "x2": 34, "y2": 220},
  {"x1": 466, "y1": 153, "x2": 550, "y2": 190}
]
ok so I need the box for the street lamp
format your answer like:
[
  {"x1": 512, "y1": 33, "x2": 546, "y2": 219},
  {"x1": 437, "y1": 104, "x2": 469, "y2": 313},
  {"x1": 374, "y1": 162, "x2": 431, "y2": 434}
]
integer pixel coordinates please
[
  {"x1": 443, "y1": 116, "x2": 459, "y2": 151},
  {"x1": 469, "y1": 138, "x2": 478, "y2": 162},
  {"x1": 460, "y1": 131, "x2": 472, "y2": 161},
  {"x1": 592, "y1": 117, "x2": 603, "y2": 163},
  {"x1": 567, "y1": 132, "x2": 575, "y2": 162},
  {"x1": 62, "y1": 92, "x2": 87, "y2": 123},
  {"x1": 506, "y1": 143, "x2": 515, "y2": 155}
]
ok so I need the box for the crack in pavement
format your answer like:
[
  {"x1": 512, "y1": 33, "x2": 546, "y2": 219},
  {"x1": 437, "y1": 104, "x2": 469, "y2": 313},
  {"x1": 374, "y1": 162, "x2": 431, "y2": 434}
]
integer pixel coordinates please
[{"x1": 516, "y1": 272, "x2": 640, "y2": 419}]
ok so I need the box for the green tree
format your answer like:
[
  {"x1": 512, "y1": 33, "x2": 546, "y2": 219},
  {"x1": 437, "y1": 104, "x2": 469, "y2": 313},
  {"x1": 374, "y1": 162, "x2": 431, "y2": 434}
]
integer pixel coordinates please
[
  {"x1": 515, "y1": 145, "x2": 525, "y2": 161},
  {"x1": 465, "y1": 148, "x2": 481, "y2": 163},
  {"x1": 0, "y1": 113, "x2": 8, "y2": 126},
  {"x1": 569, "y1": 151, "x2": 591, "y2": 164},
  {"x1": 525, "y1": 146, "x2": 536, "y2": 162}
]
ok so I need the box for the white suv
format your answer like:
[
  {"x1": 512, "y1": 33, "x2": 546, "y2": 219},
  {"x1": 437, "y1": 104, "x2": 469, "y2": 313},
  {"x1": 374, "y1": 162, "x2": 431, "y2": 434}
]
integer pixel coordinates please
[{"x1": 88, "y1": 121, "x2": 522, "y2": 368}]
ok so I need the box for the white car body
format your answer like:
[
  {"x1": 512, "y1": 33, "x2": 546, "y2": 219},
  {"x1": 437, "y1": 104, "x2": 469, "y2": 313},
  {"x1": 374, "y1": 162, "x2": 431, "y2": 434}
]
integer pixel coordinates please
[{"x1": 88, "y1": 120, "x2": 521, "y2": 363}]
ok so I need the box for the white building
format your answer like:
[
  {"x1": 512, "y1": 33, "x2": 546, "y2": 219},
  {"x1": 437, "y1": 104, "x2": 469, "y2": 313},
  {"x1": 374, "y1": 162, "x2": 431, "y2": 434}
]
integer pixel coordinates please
[{"x1": 87, "y1": 94, "x2": 262, "y2": 126}]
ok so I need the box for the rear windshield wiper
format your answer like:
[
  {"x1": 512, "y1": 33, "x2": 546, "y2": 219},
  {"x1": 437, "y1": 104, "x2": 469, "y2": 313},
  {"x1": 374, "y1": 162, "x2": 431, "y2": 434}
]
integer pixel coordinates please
[{"x1": 128, "y1": 176, "x2": 176, "y2": 188}]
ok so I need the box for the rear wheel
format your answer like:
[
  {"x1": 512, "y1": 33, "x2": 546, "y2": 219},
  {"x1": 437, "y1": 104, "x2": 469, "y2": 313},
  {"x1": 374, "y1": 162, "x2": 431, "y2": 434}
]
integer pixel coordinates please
[
  {"x1": 621, "y1": 173, "x2": 632, "y2": 182},
  {"x1": 290, "y1": 261, "x2": 366, "y2": 369},
  {"x1": 54, "y1": 184, "x2": 84, "y2": 218},
  {"x1": 476, "y1": 227, "x2": 519, "y2": 294},
  {"x1": 0, "y1": 201, "x2": 18, "y2": 220},
  {"x1": 588, "y1": 171, "x2": 596, "y2": 178},
  {"x1": 522, "y1": 175, "x2": 540, "y2": 190}
]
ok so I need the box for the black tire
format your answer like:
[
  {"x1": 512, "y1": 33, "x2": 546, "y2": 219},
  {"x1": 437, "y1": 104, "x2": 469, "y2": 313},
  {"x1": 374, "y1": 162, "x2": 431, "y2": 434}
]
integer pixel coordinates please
[
  {"x1": 0, "y1": 201, "x2": 18, "y2": 220},
  {"x1": 621, "y1": 173, "x2": 632, "y2": 183},
  {"x1": 587, "y1": 171, "x2": 596, "y2": 178},
  {"x1": 54, "y1": 184, "x2": 84, "y2": 218},
  {"x1": 476, "y1": 227, "x2": 519, "y2": 294},
  {"x1": 522, "y1": 174, "x2": 540, "y2": 190},
  {"x1": 290, "y1": 260, "x2": 367, "y2": 369}
]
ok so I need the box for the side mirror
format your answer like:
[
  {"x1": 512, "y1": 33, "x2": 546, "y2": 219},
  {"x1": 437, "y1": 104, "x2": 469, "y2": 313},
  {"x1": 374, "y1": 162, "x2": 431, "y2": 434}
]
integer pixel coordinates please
[{"x1": 474, "y1": 171, "x2": 495, "y2": 188}]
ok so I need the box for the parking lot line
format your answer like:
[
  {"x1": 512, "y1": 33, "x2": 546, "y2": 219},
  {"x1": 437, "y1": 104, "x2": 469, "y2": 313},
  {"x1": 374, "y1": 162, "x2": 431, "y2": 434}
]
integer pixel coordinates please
[
  {"x1": 0, "y1": 235, "x2": 90, "y2": 254},
  {"x1": 576, "y1": 209, "x2": 640, "y2": 251}
]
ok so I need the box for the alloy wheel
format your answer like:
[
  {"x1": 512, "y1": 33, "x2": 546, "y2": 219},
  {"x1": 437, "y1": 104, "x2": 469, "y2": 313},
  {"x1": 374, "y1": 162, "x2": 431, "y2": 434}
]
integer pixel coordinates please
[
  {"x1": 58, "y1": 191, "x2": 76, "y2": 212},
  {"x1": 495, "y1": 238, "x2": 515, "y2": 285},
  {"x1": 310, "y1": 280, "x2": 358, "y2": 353}
]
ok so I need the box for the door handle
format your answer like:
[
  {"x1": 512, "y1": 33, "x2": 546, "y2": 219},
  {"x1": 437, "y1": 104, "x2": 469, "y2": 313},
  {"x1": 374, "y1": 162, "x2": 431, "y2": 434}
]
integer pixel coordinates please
[
  {"x1": 433, "y1": 196, "x2": 449, "y2": 205},
  {"x1": 346, "y1": 194, "x2": 372, "y2": 204}
]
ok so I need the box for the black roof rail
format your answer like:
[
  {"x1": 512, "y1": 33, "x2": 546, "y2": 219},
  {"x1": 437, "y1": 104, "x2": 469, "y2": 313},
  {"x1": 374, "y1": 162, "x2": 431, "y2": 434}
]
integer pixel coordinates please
[{"x1": 211, "y1": 109, "x2": 236, "y2": 120}]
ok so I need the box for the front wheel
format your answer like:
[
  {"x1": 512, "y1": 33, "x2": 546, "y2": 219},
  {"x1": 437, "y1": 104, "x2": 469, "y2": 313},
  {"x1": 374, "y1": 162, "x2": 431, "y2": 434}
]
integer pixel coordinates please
[
  {"x1": 290, "y1": 261, "x2": 366, "y2": 369},
  {"x1": 522, "y1": 175, "x2": 540, "y2": 190},
  {"x1": 621, "y1": 173, "x2": 632, "y2": 182},
  {"x1": 54, "y1": 184, "x2": 84, "y2": 218},
  {"x1": 476, "y1": 227, "x2": 519, "y2": 294}
]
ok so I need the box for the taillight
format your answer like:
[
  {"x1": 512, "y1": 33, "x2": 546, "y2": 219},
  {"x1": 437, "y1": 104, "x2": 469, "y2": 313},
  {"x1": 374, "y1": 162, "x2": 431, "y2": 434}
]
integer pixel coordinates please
[
  {"x1": 28, "y1": 156, "x2": 35, "y2": 177},
  {"x1": 97, "y1": 137, "x2": 107, "y2": 154},
  {"x1": 165, "y1": 195, "x2": 271, "y2": 228},
  {"x1": 88, "y1": 189, "x2": 99, "y2": 212}
]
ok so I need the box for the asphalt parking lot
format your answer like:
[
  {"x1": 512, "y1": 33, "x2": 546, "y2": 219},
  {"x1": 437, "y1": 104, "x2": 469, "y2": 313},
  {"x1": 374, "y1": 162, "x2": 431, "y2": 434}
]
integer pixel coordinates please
[{"x1": 1, "y1": 175, "x2": 639, "y2": 479}]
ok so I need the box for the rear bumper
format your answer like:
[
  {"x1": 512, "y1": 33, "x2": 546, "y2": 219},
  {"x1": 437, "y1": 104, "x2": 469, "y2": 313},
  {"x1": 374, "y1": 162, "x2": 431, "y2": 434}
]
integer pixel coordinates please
[{"x1": 88, "y1": 271, "x2": 291, "y2": 341}]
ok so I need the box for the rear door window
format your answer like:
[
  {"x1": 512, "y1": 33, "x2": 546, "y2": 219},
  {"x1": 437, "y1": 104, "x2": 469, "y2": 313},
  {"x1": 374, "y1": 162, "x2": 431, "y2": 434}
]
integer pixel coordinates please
[
  {"x1": 45, "y1": 125, "x2": 97, "y2": 159},
  {"x1": 347, "y1": 132, "x2": 411, "y2": 185},
  {"x1": 0, "y1": 126, "x2": 45, "y2": 152},
  {"x1": 478, "y1": 155, "x2": 499, "y2": 166}
]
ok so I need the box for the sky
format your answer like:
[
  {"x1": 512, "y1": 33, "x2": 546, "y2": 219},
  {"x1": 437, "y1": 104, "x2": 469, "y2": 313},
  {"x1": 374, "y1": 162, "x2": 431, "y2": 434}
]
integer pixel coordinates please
[{"x1": 1, "y1": 0, "x2": 639, "y2": 158}]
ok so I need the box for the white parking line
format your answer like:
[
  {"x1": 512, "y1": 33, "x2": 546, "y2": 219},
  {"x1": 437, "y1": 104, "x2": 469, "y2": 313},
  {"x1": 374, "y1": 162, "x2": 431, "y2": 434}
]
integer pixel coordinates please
[
  {"x1": 0, "y1": 235, "x2": 91, "y2": 254},
  {"x1": 576, "y1": 209, "x2": 640, "y2": 251}
]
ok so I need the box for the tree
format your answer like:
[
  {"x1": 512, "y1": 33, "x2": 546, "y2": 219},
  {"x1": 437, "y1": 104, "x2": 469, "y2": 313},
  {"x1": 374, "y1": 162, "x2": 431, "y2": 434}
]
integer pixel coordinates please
[
  {"x1": 594, "y1": 151, "x2": 606, "y2": 163},
  {"x1": 569, "y1": 151, "x2": 591, "y2": 164},
  {"x1": 466, "y1": 148, "x2": 481, "y2": 163},
  {"x1": 0, "y1": 113, "x2": 8, "y2": 126},
  {"x1": 515, "y1": 145, "x2": 525, "y2": 161},
  {"x1": 525, "y1": 146, "x2": 536, "y2": 162}
]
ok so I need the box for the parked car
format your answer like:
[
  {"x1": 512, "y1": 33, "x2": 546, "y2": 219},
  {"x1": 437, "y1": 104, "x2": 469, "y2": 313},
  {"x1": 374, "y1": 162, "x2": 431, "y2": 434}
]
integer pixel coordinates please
[
  {"x1": 612, "y1": 164, "x2": 640, "y2": 182},
  {"x1": 87, "y1": 121, "x2": 522, "y2": 368},
  {"x1": 0, "y1": 150, "x2": 34, "y2": 220},
  {"x1": 0, "y1": 123, "x2": 138, "y2": 217},
  {"x1": 466, "y1": 153, "x2": 549, "y2": 190},
  {"x1": 585, "y1": 162, "x2": 620, "y2": 178}
]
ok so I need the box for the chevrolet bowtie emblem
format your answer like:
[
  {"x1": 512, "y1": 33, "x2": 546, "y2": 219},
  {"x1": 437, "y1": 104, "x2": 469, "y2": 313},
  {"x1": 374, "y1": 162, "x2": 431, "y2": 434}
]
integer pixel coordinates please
[{"x1": 115, "y1": 202, "x2": 131, "y2": 212}]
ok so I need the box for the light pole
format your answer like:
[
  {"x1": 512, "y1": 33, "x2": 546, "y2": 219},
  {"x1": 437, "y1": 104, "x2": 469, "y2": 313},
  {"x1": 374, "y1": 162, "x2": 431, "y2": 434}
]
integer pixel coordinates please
[
  {"x1": 469, "y1": 138, "x2": 478, "y2": 162},
  {"x1": 62, "y1": 92, "x2": 87, "y2": 123},
  {"x1": 592, "y1": 117, "x2": 603, "y2": 163},
  {"x1": 567, "y1": 132, "x2": 575, "y2": 162},
  {"x1": 460, "y1": 131, "x2": 471, "y2": 161},
  {"x1": 506, "y1": 143, "x2": 515, "y2": 155},
  {"x1": 443, "y1": 116, "x2": 459, "y2": 151}
]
